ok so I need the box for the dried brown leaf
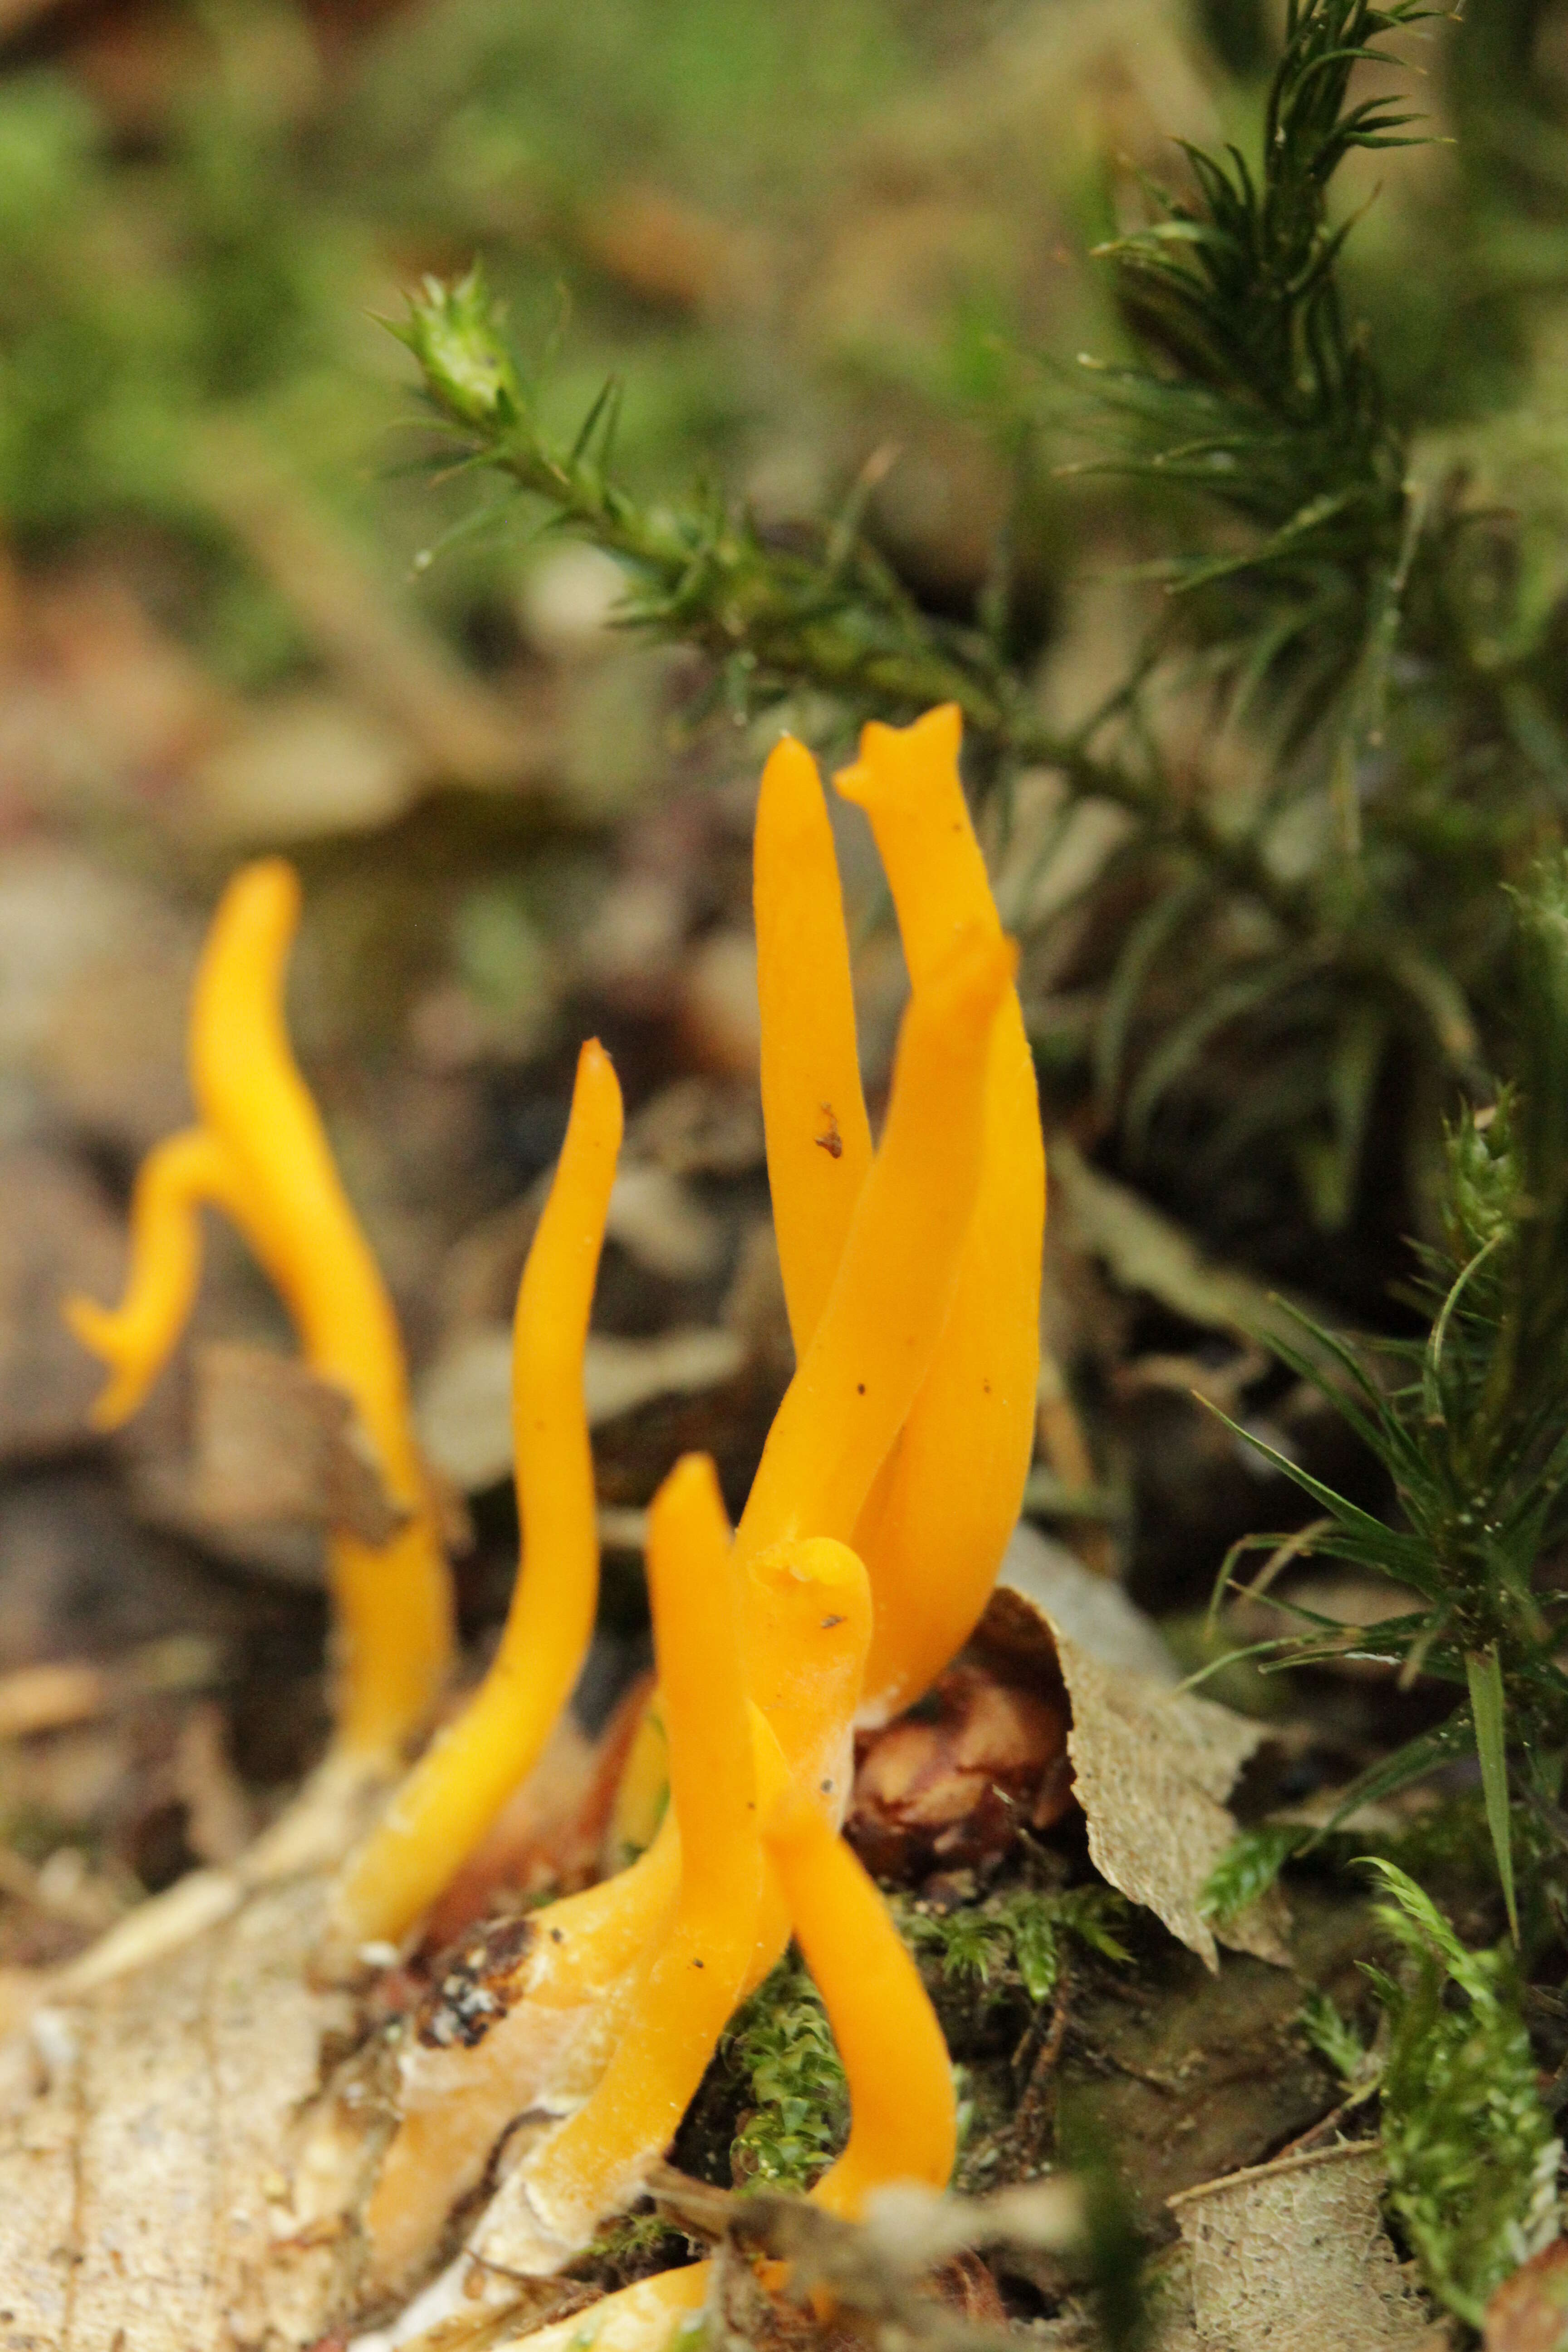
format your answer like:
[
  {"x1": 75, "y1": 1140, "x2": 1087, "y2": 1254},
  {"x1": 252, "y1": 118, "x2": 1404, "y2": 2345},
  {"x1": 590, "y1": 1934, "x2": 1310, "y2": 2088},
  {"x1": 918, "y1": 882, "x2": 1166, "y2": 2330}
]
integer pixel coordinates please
[
  {"x1": 137, "y1": 1341, "x2": 409, "y2": 1552},
  {"x1": 1485, "y1": 2239, "x2": 1568, "y2": 2352},
  {"x1": 848, "y1": 1662, "x2": 1072, "y2": 1879}
]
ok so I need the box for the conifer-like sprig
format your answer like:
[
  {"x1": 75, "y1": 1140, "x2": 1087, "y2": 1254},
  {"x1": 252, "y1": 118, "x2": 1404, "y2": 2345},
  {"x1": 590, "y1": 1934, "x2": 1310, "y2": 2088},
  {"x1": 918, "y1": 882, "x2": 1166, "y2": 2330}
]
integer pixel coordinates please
[
  {"x1": 393, "y1": 11, "x2": 1525, "y2": 1224},
  {"x1": 392, "y1": 267, "x2": 1302, "y2": 931},
  {"x1": 1204, "y1": 859, "x2": 1568, "y2": 1936},
  {"x1": 1082, "y1": 0, "x2": 1430, "y2": 753}
]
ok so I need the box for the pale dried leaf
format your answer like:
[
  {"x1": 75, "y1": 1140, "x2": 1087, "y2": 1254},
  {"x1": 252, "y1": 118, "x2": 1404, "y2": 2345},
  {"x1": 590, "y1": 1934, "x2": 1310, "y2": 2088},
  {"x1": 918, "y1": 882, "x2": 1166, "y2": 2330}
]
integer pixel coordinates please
[
  {"x1": 999, "y1": 1520, "x2": 1178, "y2": 1682},
  {"x1": 1045, "y1": 1617, "x2": 1290, "y2": 1969},
  {"x1": 188, "y1": 694, "x2": 420, "y2": 846},
  {"x1": 1049, "y1": 1137, "x2": 1328, "y2": 1359},
  {"x1": 605, "y1": 1164, "x2": 725, "y2": 1279},
  {"x1": 172, "y1": 1702, "x2": 255, "y2": 1867},
  {"x1": 1161, "y1": 2144, "x2": 1440, "y2": 2352}
]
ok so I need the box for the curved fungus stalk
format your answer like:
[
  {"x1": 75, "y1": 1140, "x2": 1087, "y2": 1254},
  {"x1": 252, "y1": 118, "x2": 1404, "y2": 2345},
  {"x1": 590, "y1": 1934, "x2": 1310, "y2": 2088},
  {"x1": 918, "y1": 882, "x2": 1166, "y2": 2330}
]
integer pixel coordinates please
[
  {"x1": 753, "y1": 734, "x2": 874, "y2": 1355},
  {"x1": 324, "y1": 1039, "x2": 623, "y2": 1967},
  {"x1": 518, "y1": 1455, "x2": 764, "y2": 2248},
  {"x1": 736, "y1": 917, "x2": 1015, "y2": 1562},
  {"x1": 838, "y1": 708, "x2": 1045, "y2": 1720},
  {"x1": 64, "y1": 857, "x2": 453, "y2": 1767},
  {"x1": 761, "y1": 1779, "x2": 955, "y2": 2218}
]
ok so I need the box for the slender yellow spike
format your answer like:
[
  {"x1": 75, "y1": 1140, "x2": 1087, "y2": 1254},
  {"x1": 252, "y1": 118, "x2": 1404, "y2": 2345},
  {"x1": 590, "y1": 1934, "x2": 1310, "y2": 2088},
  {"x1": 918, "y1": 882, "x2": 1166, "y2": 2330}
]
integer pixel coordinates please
[
  {"x1": 64, "y1": 1128, "x2": 238, "y2": 1427},
  {"x1": 743, "y1": 1535, "x2": 872, "y2": 1820},
  {"x1": 737, "y1": 921, "x2": 1015, "y2": 1563},
  {"x1": 835, "y1": 706, "x2": 1045, "y2": 1720},
  {"x1": 522, "y1": 1454, "x2": 763, "y2": 2244},
  {"x1": 754, "y1": 735, "x2": 873, "y2": 1357},
  {"x1": 325, "y1": 1039, "x2": 623, "y2": 1956},
  {"x1": 764, "y1": 1783, "x2": 956, "y2": 2218},
  {"x1": 65, "y1": 857, "x2": 451, "y2": 1761}
]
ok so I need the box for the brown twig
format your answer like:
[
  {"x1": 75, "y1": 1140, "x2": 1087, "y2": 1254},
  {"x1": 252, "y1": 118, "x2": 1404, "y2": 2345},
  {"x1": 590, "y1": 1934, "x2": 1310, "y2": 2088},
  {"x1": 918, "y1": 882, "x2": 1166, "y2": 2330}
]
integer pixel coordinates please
[{"x1": 1010, "y1": 1956, "x2": 1073, "y2": 2166}]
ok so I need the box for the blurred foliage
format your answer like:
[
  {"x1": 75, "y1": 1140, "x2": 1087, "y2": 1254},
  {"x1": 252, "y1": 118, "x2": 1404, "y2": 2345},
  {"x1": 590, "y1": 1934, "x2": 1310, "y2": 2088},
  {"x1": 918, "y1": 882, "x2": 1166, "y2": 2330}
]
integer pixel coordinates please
[
  {"x1": 24, "y1": 0, "x2": 1568, "y2": 1257},
  {"x1": 389, "y1": 0, "x2": 1568, "y2": 1285},
  {"x1": 1203, "y1": 858, "x2": 1568, "y2": 1936}
]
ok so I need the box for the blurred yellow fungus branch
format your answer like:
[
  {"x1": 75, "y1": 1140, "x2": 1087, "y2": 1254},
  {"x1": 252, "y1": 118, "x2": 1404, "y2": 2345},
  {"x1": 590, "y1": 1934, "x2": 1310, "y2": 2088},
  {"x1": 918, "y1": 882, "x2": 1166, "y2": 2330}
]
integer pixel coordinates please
[{"x1": 64, "y1": 857, "x2": 452, "y2": 1764}]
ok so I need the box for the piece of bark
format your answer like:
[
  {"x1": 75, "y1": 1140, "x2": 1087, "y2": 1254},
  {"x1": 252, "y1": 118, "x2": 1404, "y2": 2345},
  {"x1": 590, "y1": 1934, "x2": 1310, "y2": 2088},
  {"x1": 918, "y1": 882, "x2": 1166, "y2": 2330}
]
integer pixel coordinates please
[{"x1": 0, "y1": 1877, "x2": 362, "y2": 2350}]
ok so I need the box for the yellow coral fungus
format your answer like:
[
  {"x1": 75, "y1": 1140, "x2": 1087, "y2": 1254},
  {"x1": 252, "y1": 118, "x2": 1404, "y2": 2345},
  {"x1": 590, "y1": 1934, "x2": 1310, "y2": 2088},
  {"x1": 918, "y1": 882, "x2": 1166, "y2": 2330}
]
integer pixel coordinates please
[
  {"x1": 754, "y1": 734, "x2": 873, "y2": 1353},
  {"x1": 738, "y1": 918, "x2": 1014, "y2": 1561},
  {"x1": 521, "y1": 1453, "x2": 763, "y2": 2245},
  {"x1": 366, "y1": 1503, "x2": 875, "y2": 2292},
  {"x1": 763, "y1": 1779, "x2": 955, "y2": 2217},
  {"x1": 835, "y1": 705, "x2": 1045, "y2": 1720},
  {"x1": 65, "y1": 858, "x2": 452, "y2": 1762},
  {"x1": 480, "y1": 1771, "x2": 959, "y2": 2352},
  {"x1": 325, "y1": 1037, "x2": 623, "y2": 1960},
  {"x1": 345, "y1": 702, "x2": 1043, "y2": 2300},
  {"x1": 751, "y1": 713, "x2": 1044, "y2": 1721}
]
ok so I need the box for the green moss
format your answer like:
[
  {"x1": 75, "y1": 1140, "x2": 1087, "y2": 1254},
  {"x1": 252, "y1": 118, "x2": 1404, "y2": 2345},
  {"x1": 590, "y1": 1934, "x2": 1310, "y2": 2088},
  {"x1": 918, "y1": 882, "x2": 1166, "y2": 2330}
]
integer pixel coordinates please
[
  {"x1": 902, "y1": 1883, "x2": 1132, "y2": 2008},
  {"x1": 722, "y1": 1954, "x2": 849, "y2": 2192},
  {"x1": 566, "y1": 2209, "x2": 692, "y2": 2293},
  {"x1": 1369, "y1": 1860, "x2": 1561, "y2": 2325}
]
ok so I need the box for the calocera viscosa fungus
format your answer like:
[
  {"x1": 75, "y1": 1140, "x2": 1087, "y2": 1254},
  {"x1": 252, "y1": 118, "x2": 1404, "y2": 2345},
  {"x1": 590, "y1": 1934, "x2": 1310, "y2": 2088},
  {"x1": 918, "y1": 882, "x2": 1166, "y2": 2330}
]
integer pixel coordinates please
[
  {"x1": 54, "y1": 703, "x2": 1044, "y2": 2333},
  {"x1": 65, "y1": 857, "x2": 452, "y2": 1770},
  {"x1": 494, "y1": 1758, "x2": 958, "y2": 2352},
  {"x1": 351, "y1": 703, "x2": 1041, "y2": 2307}
]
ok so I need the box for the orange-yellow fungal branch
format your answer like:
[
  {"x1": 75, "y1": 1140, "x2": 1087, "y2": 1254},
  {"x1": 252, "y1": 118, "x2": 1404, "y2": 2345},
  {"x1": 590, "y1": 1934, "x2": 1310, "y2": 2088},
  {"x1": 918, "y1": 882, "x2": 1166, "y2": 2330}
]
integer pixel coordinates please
[
  {"x1": 738, "y1": 922, "x2": 1014, "y2": 1564},
  {"x1": 515, "y1": 2265, "x2": 710, "y2": 2352},
  {"x1": 64, "y1": 858, "x2": 451, "y2": 1760},
  {"x1": 523, "y1": 1454, "x2": 763, "y2": 2244},
  {"x1": 327, "y1": 1039, "x2": 623, "y2": 1955},
  {"x1": 742, "y1": 1534, "x2": 872, "y2": 1818},
  {"x1": 65, "y1": 1128, "x2": 239, "y2": 1426},
  {"x1": 754, "y1": 735, "x2": 872, "y2": 1356},
  {"x1": 764, "y1": 1784, "x2": 956, "y2": 2218},
  {"x1": 835, "y1": 706, "x2": 1045, "y2": 1720}
]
